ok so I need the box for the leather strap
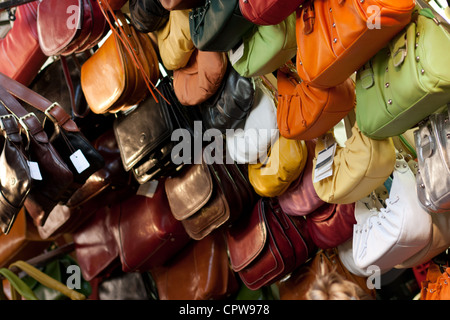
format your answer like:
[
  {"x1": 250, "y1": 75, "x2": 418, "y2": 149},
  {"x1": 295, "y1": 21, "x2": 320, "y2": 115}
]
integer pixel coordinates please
[{"x1": 0, "y1": 72, "x2": 79, "y2": 132}]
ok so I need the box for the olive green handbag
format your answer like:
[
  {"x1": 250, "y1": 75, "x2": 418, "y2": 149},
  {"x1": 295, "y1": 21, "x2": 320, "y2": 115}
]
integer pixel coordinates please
[
  {"x1": 230, "y1": 12, "x2": 297, "y2": 77},
  {"x1": 355, "y1": 5, "x2": 450, "y2": 140}
]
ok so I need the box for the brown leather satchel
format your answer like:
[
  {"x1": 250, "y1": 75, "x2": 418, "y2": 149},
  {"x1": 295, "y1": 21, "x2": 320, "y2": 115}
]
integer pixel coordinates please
[
  {"x1": 150, "y1": 230, "x2": 239, "y2": 300},
  {"x1": 81, "y1": 10, "x2": 160, "y2": 114}
]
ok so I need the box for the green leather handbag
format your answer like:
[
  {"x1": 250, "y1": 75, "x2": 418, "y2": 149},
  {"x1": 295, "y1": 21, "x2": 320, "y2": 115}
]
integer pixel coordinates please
[
  {"x1": 355, "y1": 6, "x2": 450, "y2": 140},
  {"x1": 230, "y1": 12, "x2": 297, "y2": 77}
]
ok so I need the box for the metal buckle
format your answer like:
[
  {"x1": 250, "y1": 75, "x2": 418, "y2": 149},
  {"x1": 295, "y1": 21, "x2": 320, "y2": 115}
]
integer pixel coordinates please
[
  {"x1": 392, "y1": 34, "x2": 408, "y2": 68},
  {"x1": 44, "y1": 102, "x2": 61, "y2": 124},
  {"x1": 18, "y1": 112, "x2": 40, "y2": 132},
  {"x1": 0, "y1": 114, "x2": 16, "y2": 131}
]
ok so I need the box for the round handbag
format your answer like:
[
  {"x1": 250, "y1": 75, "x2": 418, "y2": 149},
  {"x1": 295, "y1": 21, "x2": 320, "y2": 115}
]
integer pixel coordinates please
[{"x1": 248, "y1": 136, "x2": 307, "y2": 198}]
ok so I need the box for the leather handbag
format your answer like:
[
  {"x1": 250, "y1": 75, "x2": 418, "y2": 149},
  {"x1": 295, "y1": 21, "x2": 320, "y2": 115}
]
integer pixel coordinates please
[
  {"x1": 0, "y1": 104, "x2": 32, "y2": 234},
  {"x1": 278, "y1": 140, "x2": 325, "y2": 217},
  {"x1": 106, "y1": 0, "x2": 128, "y2": 10},
  {"x1": 37, "y1": 0, "x2": 107, "y2": 56},
  {"x1": 227, "y1": 198, "x2": 317, "y2": 290},
  {"x1": 150, "y1": 231, "x2": 239, "y2": 300},
  {"x1": 226, "y1": 77, "x2": 278, "y2": 164},
  {"x1": 295, "y1": 0, "x2": 415, "y2": 88},
  {"x1": 129, "y1": 0, "x2": 170, "y2": 33},
  {"x1": 355, "y1": 6, "x2": 450, "y2": 139},
  {"x1": 230, "y1": 12, "x2": 297, "y2": 78},
  {"x1": 238, "y1": 0, "x2": 305, "y2": 26},
  {"x1": 201, "y1": 66, "x2": 255, "y2": 132},
  {"x1": 305, "y1": 202, "x2": 356, "y2": 250},
  {"x1": 352, "y1": 156, "x2": 433, "y2": 273},
  {"x1": 111, "y1": 184, "x2": 192, "y2": 272},
  {"x1": 174, "y1": 49, "x2": 228, "y2": 106},
  {"x1": 0, "y1": 209, "x2": 53, "y2": 269},
  {"x1": 155, "y1": 9, "x2": 195, "y2": 71},
  {"x1": 277, "y1": 248, "x2": 376, "y2": 300},
  {"x1": 81, "y1": 10, "x2": 160, "y2": 114},
  {"x1": 277, "y1": 63, "x2": 356, "y2": 141},
  {"x1": 248, "y1": 136, "x2": 308, "y2": 198},
  {"x1": 0, "y1": 73, "x2": 105, "y2": 226},
  {"x1": 421, "y1": 262, "x2": 450, "y2": 300},
  {"x1": 160, "y1": 0, "x2": 204, "y2": 11},
  {"x1": 312, "y1": 121, "x2": 396, "y2": 204},
  {"x1": 414, "y1": 105, "x2": 450, "y2": 214},
  {"x1": 0, "y1": 2, "x2": 48, "y2": 86},
  {"x1": 189, "y1": 0, "x2": 254, "y2": 52}
]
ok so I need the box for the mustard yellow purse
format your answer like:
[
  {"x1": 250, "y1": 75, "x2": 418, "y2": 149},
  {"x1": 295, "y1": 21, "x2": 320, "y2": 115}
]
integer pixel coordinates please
[
  {"x1": 312, "y1": 119, "x2": 396, "y2": 204},
  {"x1": 248, "y1": 136, "x2": 308, "y2": 198},
  {"x1": 154, "y1": 9, "x2": 195, "y2": 70}
]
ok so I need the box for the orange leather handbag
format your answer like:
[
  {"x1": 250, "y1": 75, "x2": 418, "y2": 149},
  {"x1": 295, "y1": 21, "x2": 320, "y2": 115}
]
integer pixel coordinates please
[
  {"x1": 277, "y1": 63, "x2": 356, "y2": 141},
  {"x1": 295, "y1": 0, "x2": 415, "y2": 88}
]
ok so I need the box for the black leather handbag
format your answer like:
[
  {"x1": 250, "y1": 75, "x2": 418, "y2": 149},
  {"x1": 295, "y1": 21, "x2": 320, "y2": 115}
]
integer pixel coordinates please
[{"x1": 129, "y1": 0, "x2": 170, "y2": 33}]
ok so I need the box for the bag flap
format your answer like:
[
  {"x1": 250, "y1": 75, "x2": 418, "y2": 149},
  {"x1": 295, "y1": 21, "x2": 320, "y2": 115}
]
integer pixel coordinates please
[
  {"x1": 308, "y1": 203, "x2": 337, "y2": 223},
  {"x1": 226, "y1": 199, "x2": 267, "y2": 272},
  {"x1": 113, "y1": 95, "x2": 173, "y2": 171},
  {"x1": 165, "y1": 163, "x2": 213, "y2": 220}
]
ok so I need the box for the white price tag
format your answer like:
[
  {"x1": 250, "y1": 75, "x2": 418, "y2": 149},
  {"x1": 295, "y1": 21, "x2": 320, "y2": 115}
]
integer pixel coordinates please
[
  {"x1": 313, "y1": 143, "x2": 336, "y2": 183},
  {"x1": 228, "y1": 42, "x2": 245, "y2": 66},
  {"x1": 137, "y1": 180, "x2": 159, "y2": 198},
  {"x1": 70, "y1": 149, "x2": 90, "y2": 174},
  {"x1": 27, "y1": 161, "x2": 42, "y2": 180}
]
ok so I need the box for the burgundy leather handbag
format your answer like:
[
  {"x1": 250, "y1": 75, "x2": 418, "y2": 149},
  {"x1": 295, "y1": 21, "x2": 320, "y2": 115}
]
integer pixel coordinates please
[
  {"x1": 112, "y1": 183, "x2": 192, "y2": 273},
  {"x1": 226, "y1": 198, "x2": 317, "y2": 290},
  {"x1": 0, "y1": 2, "x2": 48, "y2": 86},
  {"x1": 37, "y1": 0, "x2": 107, "y2": 56},
  {"x1": 278, "y1": 140, "x2": 325, "y2": 216},
  {"x1": 305, "y1": 202, "x2": 356, "y2": 250},
  {"x1": 239, "y1": 0, "x2": 305, "y2": 25}
]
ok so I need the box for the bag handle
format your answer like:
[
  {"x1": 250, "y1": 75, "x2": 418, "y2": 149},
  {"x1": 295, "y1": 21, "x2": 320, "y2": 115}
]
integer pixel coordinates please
[
  {"x1": 8, "y1": 260, "x2": 86, "y2": 300},
  {"x1": 0, "y1": 268, "x2": 38, "y2": 300}
]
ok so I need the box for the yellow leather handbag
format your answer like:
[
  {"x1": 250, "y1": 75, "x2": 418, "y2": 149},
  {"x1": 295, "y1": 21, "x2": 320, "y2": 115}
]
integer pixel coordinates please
[
  {"x1": 155, "y1": 9, "x2": 195, "y2": 71},
  {"x1": 312, "y1": 120, "x2": 396, "y2": 204},
  {"x1": 248, "y1": 136, "x2": 308, "y2": 198}
]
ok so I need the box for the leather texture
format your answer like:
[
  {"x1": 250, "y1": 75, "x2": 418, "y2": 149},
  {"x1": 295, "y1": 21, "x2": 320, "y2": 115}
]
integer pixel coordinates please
[
  {"x1": 189, "y1": 0, "x2": 254, "y2": 52},
  {"x1": 150, "y1": 231, "x2": 239, "y2": 300},
  {"x1": 129, "y1": 0, "x2": 170, "y2": 33},
  {"x1": 278, "y1": 140, "x2": 325, "y2": 216},
  {"x1": 356, "y1": 9, "x2": 450, "y2": 139},
  {"x1": 296, "y1": 0, "x2": 415, "y2": 88},
  {"x1": 112, "y1": 185, "x2": 191, "y2": 272},
  {"x1": 421, "y1": 263, "x2": 450, "y2": 300},
  {"x1": 106, "y1": 0, "x2": 128, "y2": 10},
  {"x1": 201, "y1": 66, "x2": 255, "y2": 132},
  {"x1": 248, "y1": 137, "x2": 307, "y2": 198},
  {"x1": 352, "y1": 157, "x2": 433, "y2": 273},
  {"x1": 174, "y1": 49, "x2": 228, "y2": 106},
  {"x1": 277, "y1": 65, "x2": 356, "y2": 141},
  {"x1": 239, "y1": 0, "x2": 305, "y2": 25},
  {"x1": 231, "y1": 12, "x2": 297, "y2": 77},
  {"x1": 227, "y1": 198, "x2": 317, "y2": 290},
  {"x1": 81, "y1": 13, "x2": 160, "y2": 114},
  {"x1": 313, "y1": 122, "x2": 396, "y2": 204},
  {"x1": 415, "y1": 106, "x2": 450, "y2": 213},
  {"x1": 160, "y1": 0, "x2": 205, "y2": 11},
  {"x1": 0, "y1": 2, "x2": 48, "y2": 86},
  {"x1": 155, "y1": 9, "x2": 195, "y2": 71}
]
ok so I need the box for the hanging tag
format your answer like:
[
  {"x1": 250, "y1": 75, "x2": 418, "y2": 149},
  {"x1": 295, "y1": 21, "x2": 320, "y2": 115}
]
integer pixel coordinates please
[
  {"x1": 27, "y1": 161, "x2": 42, "y2": 180},
  {"x1": 313, "y1": 143, "x2": 336, "y2": 183},
  {"x1": 137, "y1": 180, "x2": 159, "y2": 198},
  {"x1": 228, "y1": 42, "x2": 245, "y2": 66},
  {"x1": 70, "y1": 149, "x2": 90, "y2": 174}
]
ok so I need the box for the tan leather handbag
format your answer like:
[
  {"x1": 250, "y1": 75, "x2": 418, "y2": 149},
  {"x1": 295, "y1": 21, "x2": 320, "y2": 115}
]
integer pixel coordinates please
[
  {"x1": 248, "y1": 136, "x2": 308, "y2": 198},
  {"x1": 81, "y1": 11, "x2": 160, "y2": 114},
  {"x1": 312, "y1": 119, "x2": 396, "y2": 204},
  {"x1": 154, "y1": 9, "x2": 195, "y2": 71}
]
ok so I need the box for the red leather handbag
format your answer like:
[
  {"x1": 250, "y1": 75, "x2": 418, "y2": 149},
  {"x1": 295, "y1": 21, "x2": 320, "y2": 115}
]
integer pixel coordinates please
[
  {"x1": 112, "y1": 183, "x2": 192, "y2": 273},
  {"x1": 227, "y1": 198, "x2": 317, "y2": 290},
  {"x1": 37, "y1": 0, "x2": 107, "y2": 56},
  {"x1": 239, "y1": 0, "x2": 305, "y2": 25},
  {"x1": 0, "y1": 2, "x2": 48, "y2": 86},
  {"x1": 305, "y1": 202, "x2": 356, "y2": 250}
]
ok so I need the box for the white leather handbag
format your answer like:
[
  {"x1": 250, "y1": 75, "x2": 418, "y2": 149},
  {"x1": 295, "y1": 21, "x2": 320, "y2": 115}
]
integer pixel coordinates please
[
  {"x1": 226, "y1": 78, "x2": 278, "y2": 164},
  {"x1": 352, "y1": 156, "x2": 433, "y2": 272}
]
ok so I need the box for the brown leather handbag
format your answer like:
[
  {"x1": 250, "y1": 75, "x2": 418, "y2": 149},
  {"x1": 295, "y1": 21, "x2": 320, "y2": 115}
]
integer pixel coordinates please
[
  {"x1": 173, "y1": 49, "x2": 228, "y2": 106},
  {"x1": 277, "y1": 63, "x2": 356, "y2": 141},
  {"x1": 226, "y1": 198, "x2": 317, "y2": 290},
  {"x1": 295, "y1": 0, "x2": 416, "y2": 88},
  {"x1": 81, "y1": 10, "x2": 160, "y2": 114},
  {"x1": 150, "y1": 230, "x2": 239, "y2": 300}
]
